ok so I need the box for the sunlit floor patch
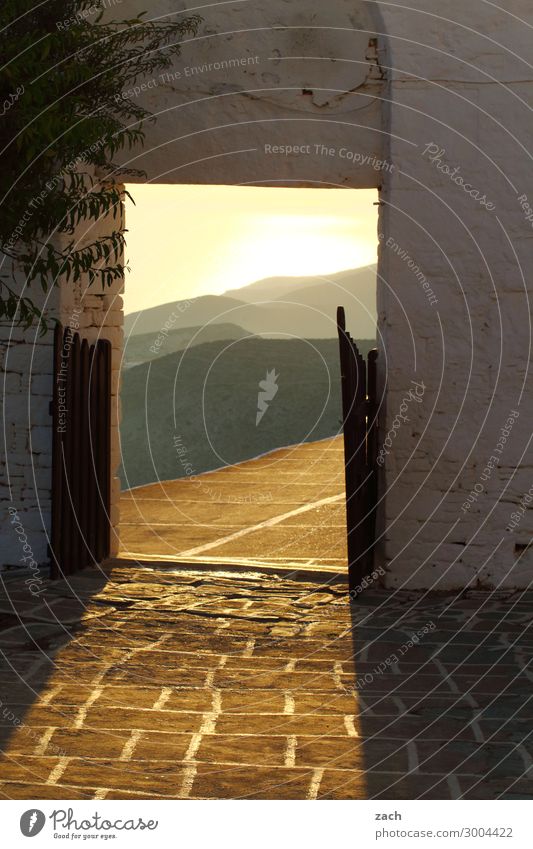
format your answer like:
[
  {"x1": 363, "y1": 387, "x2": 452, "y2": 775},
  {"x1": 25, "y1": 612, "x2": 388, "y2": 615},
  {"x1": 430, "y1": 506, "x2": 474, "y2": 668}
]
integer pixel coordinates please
[{"x1": 119, "y1": 437, "x2": 347, "y2": 571}]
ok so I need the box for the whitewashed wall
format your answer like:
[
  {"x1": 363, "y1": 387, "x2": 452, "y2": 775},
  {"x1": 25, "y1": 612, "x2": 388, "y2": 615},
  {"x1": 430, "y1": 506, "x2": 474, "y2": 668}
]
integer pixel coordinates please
[
  {"x1": 0, "y1": 274, "x2": 57, "y2": 571},
  {"x1": 0, "y1": 196, "x2": 124, "y2": 570},
  {"x1": 3, "y1": 0, "x2": 532, "y2": 589},
  {"x1": 107, "y1": 0, "x2": 385, "y2": 187},
  {"x1": 374, "y1": 1, "x2": 533, "y2": 588}
]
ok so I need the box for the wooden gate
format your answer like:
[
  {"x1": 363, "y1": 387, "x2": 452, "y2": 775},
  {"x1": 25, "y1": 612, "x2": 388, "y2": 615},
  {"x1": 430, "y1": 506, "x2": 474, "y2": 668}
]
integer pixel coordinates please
[
  {"x1": 50, "y1": 325, "x2": 112, "y2": 578},
  {"x1": 337, "y1": 306, "x2": 378, "y2": 592}
]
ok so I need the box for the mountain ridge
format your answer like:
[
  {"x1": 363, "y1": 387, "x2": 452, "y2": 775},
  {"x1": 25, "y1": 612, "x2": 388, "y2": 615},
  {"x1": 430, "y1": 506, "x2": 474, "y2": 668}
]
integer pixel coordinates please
[{"x1": 124, "y1": 265, "x2": 377, "y2": 342}]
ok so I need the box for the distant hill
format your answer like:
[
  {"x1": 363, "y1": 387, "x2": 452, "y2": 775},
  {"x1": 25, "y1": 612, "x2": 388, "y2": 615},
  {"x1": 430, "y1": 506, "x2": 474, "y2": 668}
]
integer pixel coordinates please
[
  {"x1": 124, "y1": 295, "x2": 249, "y2": 338},
  {"x1": 123, "y1": 322, "x2": 248, "y2": 368},
  {"x1": 225, "y1": 264, "x2": 376, "y2": 306},
  {"x1": 124, "y1": 265, "x2": 377, "y2": 345},
  {"x1": 272, "y1": 267, "x2": 376, "y2": 338},
  {"x1": 120, "y1": 336, "x2": 375, "y2": 489},
  {"x1": 223, "y1": 274, "x2": 316, "y2": 303}
]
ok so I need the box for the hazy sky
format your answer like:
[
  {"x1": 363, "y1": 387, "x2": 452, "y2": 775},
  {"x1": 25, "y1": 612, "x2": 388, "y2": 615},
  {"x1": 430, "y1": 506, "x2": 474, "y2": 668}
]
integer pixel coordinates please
[{"x1": 123, "y1": 185, "x2": 378, "y2": 315}]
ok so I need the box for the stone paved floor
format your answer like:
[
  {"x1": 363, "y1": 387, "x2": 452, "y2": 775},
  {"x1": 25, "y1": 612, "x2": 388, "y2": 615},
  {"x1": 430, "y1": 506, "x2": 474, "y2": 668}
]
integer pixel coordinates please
[
  {"x1": 1, "y1": 564, "x2": 533, "y2": 799},
  {"x1": 120, "y1": 437, "x2": 347, "y2": 570}
]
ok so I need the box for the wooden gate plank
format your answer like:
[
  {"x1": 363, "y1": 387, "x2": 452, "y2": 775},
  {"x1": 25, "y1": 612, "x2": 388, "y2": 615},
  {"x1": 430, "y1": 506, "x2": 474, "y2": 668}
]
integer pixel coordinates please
[
  {"x1": 87, "y1": 342, "x2": 98, "y2": 563},
  {"x1": 337, "y1": 307, "x2": 378, "y2": 593},
  {"x1": 50, "y1": 325, "x2": 112, "y2": 578},
  {"x1": 95, "y1": 339, "x2": 112, "y2": 562},
  {"x1": 78, "y1": 338, "x2": 90, "y2": 570},
  {"x1": 50, "y1": 324, "x2": 64, "y2": 580}
]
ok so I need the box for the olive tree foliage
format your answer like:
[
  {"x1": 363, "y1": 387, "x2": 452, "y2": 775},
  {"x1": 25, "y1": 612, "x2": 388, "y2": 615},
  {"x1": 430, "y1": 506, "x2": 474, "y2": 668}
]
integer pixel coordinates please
[{"x1": 0, "y1": 1, "x2": 201, "y2": 329}]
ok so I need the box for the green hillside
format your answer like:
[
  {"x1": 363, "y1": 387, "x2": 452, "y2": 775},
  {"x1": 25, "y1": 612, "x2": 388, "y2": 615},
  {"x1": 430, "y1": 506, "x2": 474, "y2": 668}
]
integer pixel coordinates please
[
  {"x1": 120, "y1": 337, "x2": 375, "y2": 489},
  {"x1": 123, "y1": 322, "x2": 248, "y2": 368}
]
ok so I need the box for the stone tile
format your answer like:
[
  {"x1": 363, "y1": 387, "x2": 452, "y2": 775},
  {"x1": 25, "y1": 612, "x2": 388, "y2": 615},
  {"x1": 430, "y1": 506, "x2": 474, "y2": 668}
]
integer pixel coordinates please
[
  {"x1": 37, "y1": 664, "x2": 117, "y2": 685},
  {"x1": 223, "y1": 655, "x2": 301, "y2": 671},
  {"x1": 319, "y1": 769, "x2": 454, "y2": 800},
  {"x1": 288, "y1": 658, "x2": 343, "y2": 673},
  {"x1": 0, "y1": 755, "x2": 62, "y2": 784},
  {"x1": 123, "y1": 650, "x2": 218, "y2": 670},
  {"x1": 48, "y1": 729, "x2": 131, "y2": 759},
  {"x1": 216, "y1": 713, "x2": 351, "y2": 736},
  {"x1": 463, "y1": 778, "x2": 533, "y2": 800},
  {"x1": 197, "y1": 734, "x2": 286, "y2": 766},
  {"x1": 214, "y1": 669, "x2": 336, "y2": 691},
  {"x1": 416, "y1": 740, "x2": 526, "y2": 776},
  {"x1": 56, "y1": 646, "x2": 124, "y2": 663},
  {"x1": 83, "y1": 707, "x2": 203, "y2": 733},
  {"x1": 132, "y1": 731, "x2": 193, "y2": 761},
  {"x1": 55, "y1": 685, "x2": 155, "y2": 709},
  {"x1": 157, "y1": 689, "x2": 215, "y2": 713},
  {"x1": 104, "y1": 788, "x2": 170, "y2": 800},
  {"x1": 191, "y1": 763, "x2": 314, "y2": 799},
  {"x1": 295, "y1": 736, "x2": 409, "y2": 772},
  {"x1": 293, "y1": 692, "x2": 360, "y2": 715},
  {"x1": 0, "y1": 782, "x2": 94, "y2": 800},
  {"x1": 60, "y1": 758, "x2": 183, "y2": 794},
  {"x1": 477, "y1": 719, "x2": 533, "y2": 743},
  {"x1": 220, "y1": 690, "x2": 286, "y2": 714},
  {"x1": 253, "y1": 641, "x2": 353, "y2": 660},
  {"x1": 101, "y1": 665, "x2": 208, "y2": 688},
  {"x1": 355, "y1": 716, "x2": 480, "y2": 742},
  {"x1": 1, "y1": 704, "x2": 75, "y2": 729}
]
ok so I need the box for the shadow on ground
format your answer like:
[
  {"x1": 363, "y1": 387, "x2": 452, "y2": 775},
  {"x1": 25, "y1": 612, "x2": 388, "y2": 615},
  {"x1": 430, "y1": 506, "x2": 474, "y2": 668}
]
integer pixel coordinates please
[
  {"x1": 350, "y1": 587, "x2": 533, "y2": 800},
  {"x1": 0, "y1": 567, "x2": 110, "y2": 790}
]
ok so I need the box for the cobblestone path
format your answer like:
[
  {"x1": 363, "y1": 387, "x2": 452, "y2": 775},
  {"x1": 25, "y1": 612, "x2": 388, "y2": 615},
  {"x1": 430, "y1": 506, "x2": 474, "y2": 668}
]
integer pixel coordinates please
[{"x1": 1, "y1": 564, "x2": 532, "y2": 799}]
